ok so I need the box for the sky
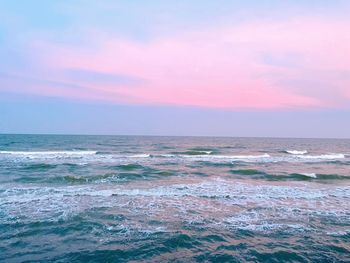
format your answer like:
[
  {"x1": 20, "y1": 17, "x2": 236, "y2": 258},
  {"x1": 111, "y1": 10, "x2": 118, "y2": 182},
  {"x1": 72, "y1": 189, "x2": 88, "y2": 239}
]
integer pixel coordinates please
[{"x1": 0, "y1": 0, "x2": 349, "y2": 137}]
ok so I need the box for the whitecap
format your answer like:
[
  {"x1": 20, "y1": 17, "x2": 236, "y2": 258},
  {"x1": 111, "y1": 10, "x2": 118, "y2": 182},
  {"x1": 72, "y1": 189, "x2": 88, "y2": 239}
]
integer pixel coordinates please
[
  {"x1": 181, "y1": 153, "x2": 270, "y2": 159},
  {"x1": 0, "y1": 150, "x2": 97, "y2": 156},
  {"x1": 128, "y1": 154, "x2": 151, "y2": 158},
  {"x1": 299, "y1": 173, "x2": 317, "y2": 178},
  {"x1": 197, "y1": 151, "x2": 212, "y2": 155},
  {"x1": 296, "y1": 154, "x2": 345, "y2": 160},
  {"x1": 286, "y1": 150, "x2": 308, "y2": 155},
  {"x1": 0, "y1": 150, "x2": 97, "y2": 160}
]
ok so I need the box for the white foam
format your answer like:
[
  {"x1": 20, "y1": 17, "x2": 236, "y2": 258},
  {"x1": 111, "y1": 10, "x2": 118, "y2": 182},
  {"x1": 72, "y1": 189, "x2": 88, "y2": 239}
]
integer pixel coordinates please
[
  {"x1": 0, "y1": 150, "x2": 97, "y2": 160},
  {"x1": 300, "y1": 173, "x2": 317, "y2": 178},
  {"x1": 297, "y1": 154, "x2": 345, "y2": 160},
  {"x1": 326, "y1": 230, "x2": 350, "y2": 236},
  {"x1": 0, "y1": 150, "x2": 346, "y2": 164},
  {"x1": 1, "y1": 179, "x2": 349, "y2": 232},
  {"x1": 197, "y1": 151, "x2": 212, "y2": 154},
  {"x1": 159, "y1": 154, "x2": 176, "y2": 158},
  {"x1": 0, "y1": 151, "x2": 152, "y2": 160},
  {"x1": 129, "y1": 154, "x2": 151, "y2": 158},
  {"x1": 286, "y1": 150, "x2": 308, "y2": 155},
  {"x1": 182, "y1": 153, "x2": 270, "y2": 159},
  {"x1": 0, "y1": 150, "x2": 97, "y2": 156},
  {"x1": 164, "y1": 153, "x2": 346, "y2": 163}
]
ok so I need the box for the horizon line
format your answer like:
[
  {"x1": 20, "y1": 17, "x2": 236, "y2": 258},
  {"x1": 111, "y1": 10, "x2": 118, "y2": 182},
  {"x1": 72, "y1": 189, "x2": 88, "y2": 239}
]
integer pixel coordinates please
[{"x1": 0, "y1": 133, "x2": 349, "y2": 140}]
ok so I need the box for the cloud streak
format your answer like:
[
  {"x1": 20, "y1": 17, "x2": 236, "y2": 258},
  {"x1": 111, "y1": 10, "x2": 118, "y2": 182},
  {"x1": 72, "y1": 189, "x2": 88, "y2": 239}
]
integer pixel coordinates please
[
  {"x1": 25, "y1": 15, "x2": 347, "y2": 109},
  {"x1": 1, "y1": 2, "x2": 349, "y2": 110}
]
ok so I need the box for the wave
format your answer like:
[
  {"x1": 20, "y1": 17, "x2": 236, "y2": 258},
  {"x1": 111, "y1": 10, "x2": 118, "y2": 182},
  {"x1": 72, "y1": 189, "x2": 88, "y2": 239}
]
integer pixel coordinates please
[
  {"x1": 62, "y1": 172, "x2": 169, "y2": 183},
  {"x1": 173, "y1": 153, "x2": 348, "y2": 165},
  {"x1": 0, "y1": 150, "x2": 347, "y2": 164},
  {"x1": 297, "y1": 173, "x2": 317, "y2": 178},
  {"x1": 22, "y1": 163, "x2": 58, "y2": 170},
  {"x1": 296, "y1": 154, "x2": 345, "y2": 160},
  {"x1": 1, "y1": 150, "x2": 271, "y2": 161},
  {"x1": 229, "y1": 169, "x2": 350, "y2": 181},
  {"x1": 230, "y1": 169, "x2": 266, "y2": 176},
  {"x1": 0, "y1": 150, "x2": 97, "y2": 155},
  {"x1": 285, "y1": 150, "x2": 308, "y2": 155},
  {"x1": 289, "y1": 173, "x2": 350, "y2": 180},
  {"x1": 170, "y1": 150, "x2": 212, "y2": 155},
  {"x1": 179, "y1": 153, "x2": 271, "y2": 159},
  {"x1": 286, "y1": 173, "x2": 318, "y2": 180},
  {"x1": 129, "y1": 154, "x2": 151, "y2": 158},
  {"x1": 0, "y1": 150, "x2": 97, "y2": 157},
  {"x1": 12, "y1": 165, "x2": 177, "y2": 184},
  {"x1": 12, "y1": 172, "x2": 146, "y2": 184},
  {"x1": 3, "y1": 180, "x2": 350, "y2": 207},
  {"x1": 112, "y1": 163, "x2": 145, "y2": 171},
  {"x1": 0, "y1": 151, "x2": 151, "y2": 160}
]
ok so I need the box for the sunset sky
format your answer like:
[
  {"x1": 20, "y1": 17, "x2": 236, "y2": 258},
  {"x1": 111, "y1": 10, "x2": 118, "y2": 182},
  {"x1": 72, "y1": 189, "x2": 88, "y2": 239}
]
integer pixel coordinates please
[{"x1": 1, "y1": 1, "x2": 349, "y2": 137}]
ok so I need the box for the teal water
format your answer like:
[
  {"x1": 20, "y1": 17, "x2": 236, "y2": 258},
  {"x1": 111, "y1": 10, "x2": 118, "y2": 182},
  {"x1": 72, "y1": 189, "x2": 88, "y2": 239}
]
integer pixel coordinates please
[{"x1": 0, "y1": 135, "x2": 349, "y2": 262}]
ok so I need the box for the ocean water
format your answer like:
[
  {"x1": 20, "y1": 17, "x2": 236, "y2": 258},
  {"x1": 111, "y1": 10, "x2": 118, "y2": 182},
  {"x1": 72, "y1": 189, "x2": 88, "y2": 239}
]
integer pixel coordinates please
[{"x1": 0, "y1": 134, "x2": 349, "y2": 262}]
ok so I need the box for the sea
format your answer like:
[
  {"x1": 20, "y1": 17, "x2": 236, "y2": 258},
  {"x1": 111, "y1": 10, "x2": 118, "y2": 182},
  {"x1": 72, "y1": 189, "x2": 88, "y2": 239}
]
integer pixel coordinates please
[{"x1": 0, "y1": 134, "x2": 349, "y2": 262}]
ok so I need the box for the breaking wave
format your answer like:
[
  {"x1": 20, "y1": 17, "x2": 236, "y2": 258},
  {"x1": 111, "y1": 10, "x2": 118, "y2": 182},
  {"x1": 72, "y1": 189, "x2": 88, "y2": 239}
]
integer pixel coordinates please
[
  {"x1": 0, "y1": 150, "x2": 97, "y2": 159},
  {"x1": 170, "y1": 150, "x2": 212, "y2": 155},
  {"x1": 295, "y1": 154, "x2": 345, "y2": 159},
  {"x1": 285, "y1": 150, "x2": 308, "y2": 155},
  {"x1": 0, "y1": 150, "x2": 347, "y2": 165}
]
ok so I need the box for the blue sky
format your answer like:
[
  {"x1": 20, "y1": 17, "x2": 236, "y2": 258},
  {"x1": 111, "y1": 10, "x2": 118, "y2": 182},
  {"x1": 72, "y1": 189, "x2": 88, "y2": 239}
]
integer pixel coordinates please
[{"x1": 1, "y1": 94, "x2": 349, "y2": 138}]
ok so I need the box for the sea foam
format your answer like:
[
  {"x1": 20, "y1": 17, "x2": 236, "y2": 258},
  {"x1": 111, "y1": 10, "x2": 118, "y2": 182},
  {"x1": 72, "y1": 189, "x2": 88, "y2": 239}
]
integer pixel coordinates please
[
  {"x1": 0, "y1": 150, "x2": 97, "y2": 156},
  {"x1": 299, "y1": 173, "x2": 317, "y2": 178},
  {"x1": 286, "y1": 150, "x2": 308, "y2": 155},
  {"x1": 296, "y1": 154, "x2": 345, "y2": 159}
]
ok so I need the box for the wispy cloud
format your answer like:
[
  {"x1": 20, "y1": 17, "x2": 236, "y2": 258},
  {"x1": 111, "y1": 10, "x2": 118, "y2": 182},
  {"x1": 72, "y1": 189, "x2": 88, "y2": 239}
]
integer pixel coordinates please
[
  {"x1": 23, "y1": 15, "x2": 347, "y2": 109},
  {"x1": 0, "y1": 1, "x2": 349, "y2": 110}
]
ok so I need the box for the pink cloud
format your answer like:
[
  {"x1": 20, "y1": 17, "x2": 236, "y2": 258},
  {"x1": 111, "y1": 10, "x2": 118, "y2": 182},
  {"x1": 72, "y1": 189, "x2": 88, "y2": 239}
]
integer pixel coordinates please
[{"x1": 21, "y1": 15, "x2": 350, "y2": 109}]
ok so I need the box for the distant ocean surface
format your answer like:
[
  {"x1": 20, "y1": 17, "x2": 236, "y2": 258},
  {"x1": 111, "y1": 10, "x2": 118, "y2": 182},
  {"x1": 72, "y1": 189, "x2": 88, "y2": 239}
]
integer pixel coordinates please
[{"x1": 0, "y1": 134, "x2": 349, "y2": 262}]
